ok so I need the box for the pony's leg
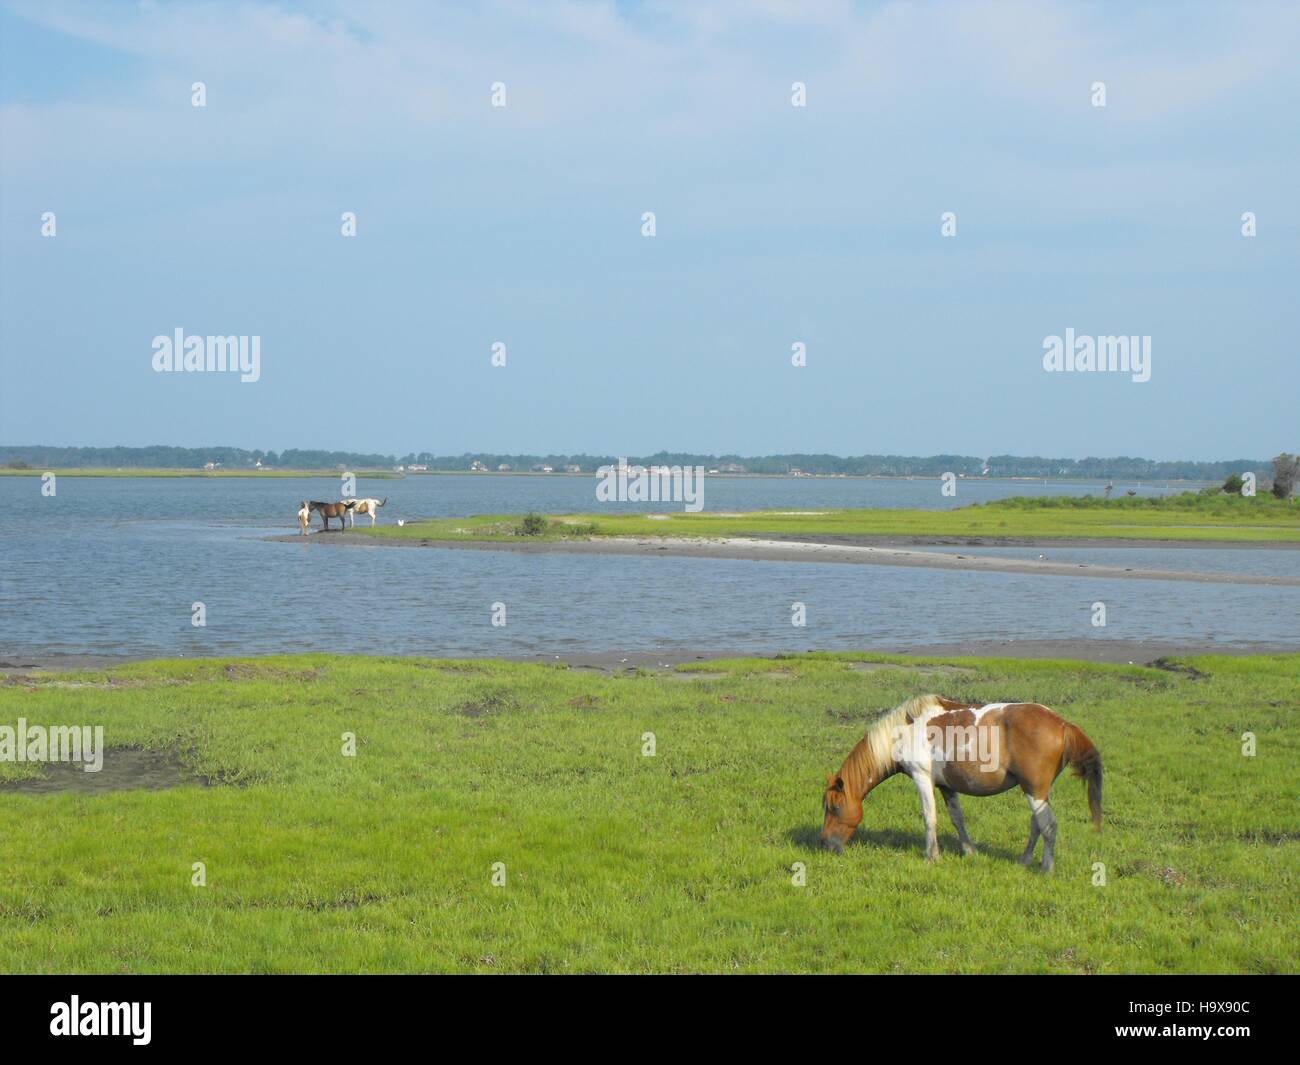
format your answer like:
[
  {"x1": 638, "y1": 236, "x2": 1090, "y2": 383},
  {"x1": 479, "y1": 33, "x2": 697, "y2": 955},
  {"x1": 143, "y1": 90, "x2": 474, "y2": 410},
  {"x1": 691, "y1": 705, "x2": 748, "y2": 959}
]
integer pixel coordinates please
[
  {"x1": 938, "y1": 786, "x2": 976, "y2": 856},
  {"x1": 912, "y1": 776, "x2": 940, "y2": 861},
  {"x1": 1029, "y1": 797, "x2": 1057, "y2": 872},
  {"x1": 1018, "y1": 792, "x2": 1041, "y2": 865}
]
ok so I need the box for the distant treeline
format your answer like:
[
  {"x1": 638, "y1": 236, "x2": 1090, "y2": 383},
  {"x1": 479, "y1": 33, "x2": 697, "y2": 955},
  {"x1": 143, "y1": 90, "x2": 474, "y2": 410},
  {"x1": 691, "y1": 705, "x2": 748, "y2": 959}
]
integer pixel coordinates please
[
  {"x1": 0, "y1": 445, "x2": 1274, "y2": 481},
  {"x1": 0, "y1": 446, "x2": 396, "y2": 470}
]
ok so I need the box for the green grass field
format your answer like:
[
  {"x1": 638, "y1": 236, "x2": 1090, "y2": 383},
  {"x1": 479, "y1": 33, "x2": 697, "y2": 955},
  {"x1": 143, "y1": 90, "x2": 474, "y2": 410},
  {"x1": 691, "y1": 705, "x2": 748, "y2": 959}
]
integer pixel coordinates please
[
  {"x1": 359, "y1": 493, "x2": 1300, "y2": 544},
  {"x1": 1, "y1": 652, "x2": 1295, "y2": 973}
]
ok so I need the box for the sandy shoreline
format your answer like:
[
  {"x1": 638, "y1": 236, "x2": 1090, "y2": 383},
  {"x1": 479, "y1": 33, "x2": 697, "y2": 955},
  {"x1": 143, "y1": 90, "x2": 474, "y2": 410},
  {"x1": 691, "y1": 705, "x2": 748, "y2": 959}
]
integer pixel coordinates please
[
  {"x1": 769, "y1": 532, "x2": 1300, "y2": 551},
  {"x1": 263, "y1": 531, "x2": 1300, "y2": 586}
]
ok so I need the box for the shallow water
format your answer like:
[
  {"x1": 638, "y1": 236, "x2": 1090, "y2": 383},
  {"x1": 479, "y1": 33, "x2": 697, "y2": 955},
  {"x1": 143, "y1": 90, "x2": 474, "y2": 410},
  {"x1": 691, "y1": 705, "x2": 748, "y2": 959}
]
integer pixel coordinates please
[
  {"x1": 0, "y1": 471, "x2": 1204, "y2": 526},
  {"x1": 2, "y1": 475, "x2": 1295, "y2": 659},
  {"x1": 909, "y1": 544, "x2": 1300, "y2": 579}
]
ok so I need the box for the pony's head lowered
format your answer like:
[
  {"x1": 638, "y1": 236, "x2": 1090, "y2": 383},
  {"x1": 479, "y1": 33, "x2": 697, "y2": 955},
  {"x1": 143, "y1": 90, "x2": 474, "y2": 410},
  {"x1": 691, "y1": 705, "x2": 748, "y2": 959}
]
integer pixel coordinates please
[
  {"x1": 819, "y1": 695, "x2": 941, "y2": 854},
  {"x1": 820, "y1": 773, "x2": 863, "y2": 853}
]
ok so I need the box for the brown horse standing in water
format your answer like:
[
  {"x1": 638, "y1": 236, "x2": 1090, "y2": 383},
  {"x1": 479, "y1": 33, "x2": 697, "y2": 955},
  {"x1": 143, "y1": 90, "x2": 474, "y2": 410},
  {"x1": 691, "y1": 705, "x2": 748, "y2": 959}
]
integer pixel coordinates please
[
  {"x1": 308, "y1": 500, "x2": 355, "y2": 531},
  {"x1": 820, "y1": 694, "x2": 1101, "y2": 871}
]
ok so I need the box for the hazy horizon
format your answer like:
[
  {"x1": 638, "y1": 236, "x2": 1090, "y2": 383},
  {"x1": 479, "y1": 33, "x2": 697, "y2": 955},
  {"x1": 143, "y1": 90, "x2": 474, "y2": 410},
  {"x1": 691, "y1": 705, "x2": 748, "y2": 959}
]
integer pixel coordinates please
[
  {"x1": 0, "y1": 440, "x2": 1278, "y2": 470},
  {"x1": 2, "y1": 1, "x2": 1297, "y2": 460}
]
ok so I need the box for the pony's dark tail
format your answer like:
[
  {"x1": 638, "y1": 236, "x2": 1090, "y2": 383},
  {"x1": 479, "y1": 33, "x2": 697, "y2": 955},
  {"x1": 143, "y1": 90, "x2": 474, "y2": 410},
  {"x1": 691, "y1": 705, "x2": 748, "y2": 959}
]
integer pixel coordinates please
[
  {"x1": 1062, "y1": 722, "x2": 1102, "y2": 829},
  {"x1": 379, "y1": 498, "x2": 387, "y2": 507}
]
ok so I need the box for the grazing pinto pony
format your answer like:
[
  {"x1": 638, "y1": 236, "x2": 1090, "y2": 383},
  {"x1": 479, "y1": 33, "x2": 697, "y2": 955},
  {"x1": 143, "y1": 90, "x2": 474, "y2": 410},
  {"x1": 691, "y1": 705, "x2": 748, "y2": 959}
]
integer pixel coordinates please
[
  {"x1": 296, "y1": 501, "x2": 311, "y2": 535},
  {"x1": 308, "y1": 499, "x2": 355, "y2": 531},
  {"x1": 821, "y1": 694, "x2": 1101, "y2": 871},
  {"x1": 346, "y1": 497, "x2": 387, "y2": 527}
]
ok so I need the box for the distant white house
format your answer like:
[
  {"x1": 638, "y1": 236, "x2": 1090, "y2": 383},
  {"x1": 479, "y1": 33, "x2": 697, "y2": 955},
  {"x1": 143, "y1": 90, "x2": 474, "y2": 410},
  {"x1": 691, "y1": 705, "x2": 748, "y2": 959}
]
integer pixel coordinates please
[
  {"x1": 564, "y1": 464, "x2": 581, "y2": 473},
  {"x1": 531, "y1": 464, "x2": 553, "y2": 473},
  {"x1": 470, "y1": 461, "x2": 488, "y2": 472},
  {"x1": 407, "y1": 464, "x2": 428, "y2": 471},
  {"x1": 203, "y1": 461, "x2": 221, "y2": 470},
  {"x1": 497, "y1": 464, "x2": 512, "y2": 472}
]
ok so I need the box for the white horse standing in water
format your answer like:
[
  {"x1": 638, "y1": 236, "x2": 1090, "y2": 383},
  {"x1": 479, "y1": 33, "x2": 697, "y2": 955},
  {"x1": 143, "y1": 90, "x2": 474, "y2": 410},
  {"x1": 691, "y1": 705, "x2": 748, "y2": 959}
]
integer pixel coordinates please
[{"x1": 296, "y1": 502, "x2": 311, "y2": 535}]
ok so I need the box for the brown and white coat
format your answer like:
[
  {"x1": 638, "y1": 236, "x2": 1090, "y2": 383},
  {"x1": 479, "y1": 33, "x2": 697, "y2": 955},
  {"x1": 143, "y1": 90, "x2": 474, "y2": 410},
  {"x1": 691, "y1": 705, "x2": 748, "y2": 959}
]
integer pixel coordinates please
[{"x1": 821, "y1": 694, "x2": 1102, "y2": 871}]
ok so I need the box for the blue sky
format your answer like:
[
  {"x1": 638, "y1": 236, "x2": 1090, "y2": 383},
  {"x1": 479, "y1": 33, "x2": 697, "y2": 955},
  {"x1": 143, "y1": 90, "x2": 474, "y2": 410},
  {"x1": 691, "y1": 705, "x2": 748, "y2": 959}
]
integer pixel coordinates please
[{"x1": 1, "y1": 0, "x2": 1296, "y2": 459}]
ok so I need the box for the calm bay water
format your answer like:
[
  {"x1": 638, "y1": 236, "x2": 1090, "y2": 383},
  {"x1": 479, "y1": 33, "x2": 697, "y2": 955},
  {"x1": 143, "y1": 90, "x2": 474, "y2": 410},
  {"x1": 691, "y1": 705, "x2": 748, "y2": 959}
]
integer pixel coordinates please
[
  {"x1": 0, "y1": 470, "x2": 1206, "y2": 525},
  {"x1": 2, "y1": 474, "x2": 1295, "y2": 660}
]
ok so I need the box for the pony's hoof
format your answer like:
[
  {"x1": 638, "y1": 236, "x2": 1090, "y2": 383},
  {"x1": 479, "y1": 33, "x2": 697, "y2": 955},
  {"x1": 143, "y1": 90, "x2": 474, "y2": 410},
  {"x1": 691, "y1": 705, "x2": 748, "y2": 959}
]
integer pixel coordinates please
[
  {"x1": 1016, "y1": 853, "x2": 1034, "y2": 866},
  {"x1": 960, "y1": 844, "x2": 976, "y2": 857}
]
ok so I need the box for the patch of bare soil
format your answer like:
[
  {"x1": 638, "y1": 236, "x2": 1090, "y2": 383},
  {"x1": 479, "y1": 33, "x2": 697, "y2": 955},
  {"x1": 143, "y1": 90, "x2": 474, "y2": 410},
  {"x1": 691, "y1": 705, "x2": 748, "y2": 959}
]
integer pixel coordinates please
[{"x1": 0, "y1": 748, "x2": 210, "y2": 795}]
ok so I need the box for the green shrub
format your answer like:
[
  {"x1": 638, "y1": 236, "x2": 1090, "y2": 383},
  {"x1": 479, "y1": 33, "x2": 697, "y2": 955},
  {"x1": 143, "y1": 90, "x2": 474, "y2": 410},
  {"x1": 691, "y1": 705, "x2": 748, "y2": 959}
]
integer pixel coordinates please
[
  {"x1": 516, "y1": 512, "x2": 548, "y2": 536},
  {"x1": 1271, "y1": 453, "x2": 1298, "y2": 500}
]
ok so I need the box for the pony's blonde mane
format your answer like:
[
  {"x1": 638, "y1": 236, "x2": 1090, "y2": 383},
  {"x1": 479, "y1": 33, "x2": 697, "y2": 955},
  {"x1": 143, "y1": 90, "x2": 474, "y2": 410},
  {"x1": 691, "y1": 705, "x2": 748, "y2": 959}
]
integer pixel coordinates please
[{"x1": 840, "y1": 694, "x2": 944, "y2": 791}]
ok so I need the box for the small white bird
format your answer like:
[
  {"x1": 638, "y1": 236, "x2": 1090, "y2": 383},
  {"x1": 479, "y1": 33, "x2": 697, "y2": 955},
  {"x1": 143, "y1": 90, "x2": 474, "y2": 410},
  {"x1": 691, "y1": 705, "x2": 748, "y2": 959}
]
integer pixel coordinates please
[{"x1": 397, "y1": 519, "x2": 405, "y2": 527}]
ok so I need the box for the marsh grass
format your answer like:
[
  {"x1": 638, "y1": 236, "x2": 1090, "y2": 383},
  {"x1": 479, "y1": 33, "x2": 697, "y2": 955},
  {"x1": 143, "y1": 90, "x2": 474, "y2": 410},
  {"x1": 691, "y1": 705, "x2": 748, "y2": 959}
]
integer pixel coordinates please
[
  {"x1": 359, "y1": 493, "x2": 1300, "y2": 545},
  {"x1": 0, "y1": 652, "x2": 1295, "y2": 973}
]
